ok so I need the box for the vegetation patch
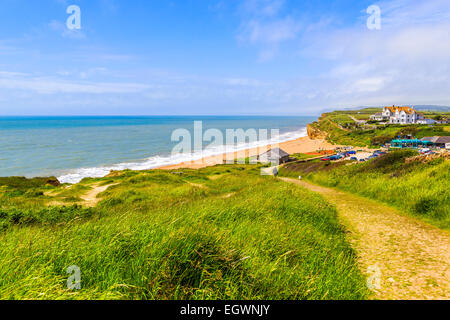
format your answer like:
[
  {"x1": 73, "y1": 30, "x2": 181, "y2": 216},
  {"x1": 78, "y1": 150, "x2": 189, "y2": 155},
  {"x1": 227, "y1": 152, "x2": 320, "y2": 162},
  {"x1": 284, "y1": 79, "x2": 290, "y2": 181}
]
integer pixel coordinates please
[
  {"x1": 279, "y1": 150, "x2": 449, "y2": 229},
  {"x1": 310, "y1": 109, "x2": 449, "y2": 147},
  {"x1": 0, "y1": 165, "x2": 368, "y2": 300},
  {"x1": 0, "y1": 205, "x2": 95, "y2": 231}
]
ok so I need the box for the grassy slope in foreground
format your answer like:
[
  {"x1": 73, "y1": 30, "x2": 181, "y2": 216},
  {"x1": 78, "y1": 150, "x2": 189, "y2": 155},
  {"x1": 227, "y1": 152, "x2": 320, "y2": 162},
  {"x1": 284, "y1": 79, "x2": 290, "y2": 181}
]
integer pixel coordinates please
[
  {"x1": 279, "y1": 150, "x2": 449, "y2": 230},
  {"x1": 0, "y1": 165, "x2": 368, "y2": 300}
]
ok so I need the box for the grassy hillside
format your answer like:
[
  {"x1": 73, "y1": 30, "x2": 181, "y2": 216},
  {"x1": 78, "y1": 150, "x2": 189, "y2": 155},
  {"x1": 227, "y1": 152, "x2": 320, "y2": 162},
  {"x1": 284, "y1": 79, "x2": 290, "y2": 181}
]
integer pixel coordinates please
[
  {"x1": 0, "y1": 165, "x2": 368, "y2": 300},
  {"x1": 279, "y1": 151, "x2": 449, "y2": 229},
  {"x1": 309, "y1": 110, "x2": 450, "y2": 147}
]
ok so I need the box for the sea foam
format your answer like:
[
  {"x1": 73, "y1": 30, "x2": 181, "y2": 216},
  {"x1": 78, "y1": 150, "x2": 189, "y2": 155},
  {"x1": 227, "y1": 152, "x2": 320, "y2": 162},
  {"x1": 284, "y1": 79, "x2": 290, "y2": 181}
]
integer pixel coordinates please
[{"x1": 57, "y1": 127, "x2": 307, "y2": 184}]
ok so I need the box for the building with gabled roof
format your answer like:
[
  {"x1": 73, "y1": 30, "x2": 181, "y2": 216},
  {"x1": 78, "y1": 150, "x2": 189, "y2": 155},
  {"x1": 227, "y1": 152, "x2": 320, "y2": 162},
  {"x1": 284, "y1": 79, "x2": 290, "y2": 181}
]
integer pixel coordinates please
[
  {"x1": 258, "y1": 148, "x2": 290, "y2": 164},
  {"x1": 421, "y1": 136, "x2": 450, "y2": 148},
  {"x1": 420, "y1": 136, "x2": 440, "y2": 143},
  {"x1": 381, "y1": 105, "x2": 422, "y2": 124}
]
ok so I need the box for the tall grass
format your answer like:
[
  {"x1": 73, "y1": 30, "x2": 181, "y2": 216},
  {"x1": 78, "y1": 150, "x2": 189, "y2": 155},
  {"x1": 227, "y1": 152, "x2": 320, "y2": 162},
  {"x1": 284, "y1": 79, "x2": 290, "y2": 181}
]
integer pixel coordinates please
[
  {"x1": 0, "y1": 165, "x2": 368, "y2": 300},
  {"x1": 279, "y1": 151, "x2": 450, "y2": 229}
]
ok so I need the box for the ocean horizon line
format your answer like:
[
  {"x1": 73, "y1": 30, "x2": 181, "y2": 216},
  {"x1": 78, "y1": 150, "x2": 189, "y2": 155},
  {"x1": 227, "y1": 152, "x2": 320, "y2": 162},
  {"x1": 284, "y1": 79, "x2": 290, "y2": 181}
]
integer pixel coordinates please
[{"x1": 0, "y1": 114, "x2": 320, "y2": 118}]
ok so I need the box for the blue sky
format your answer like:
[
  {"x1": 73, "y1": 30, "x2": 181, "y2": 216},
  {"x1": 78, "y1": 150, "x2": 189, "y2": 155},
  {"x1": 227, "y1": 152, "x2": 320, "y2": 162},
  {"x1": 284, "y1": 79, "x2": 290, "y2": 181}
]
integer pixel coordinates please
[{"x1": 0, "y1": 0, "x2": 449, "y2": 115}]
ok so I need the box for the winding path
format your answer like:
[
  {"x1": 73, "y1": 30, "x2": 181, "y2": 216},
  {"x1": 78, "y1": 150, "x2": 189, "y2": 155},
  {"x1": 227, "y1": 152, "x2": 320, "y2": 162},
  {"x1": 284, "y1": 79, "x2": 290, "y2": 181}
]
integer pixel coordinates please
[
  {"x1": 281, "y1": 178, "x2": 450, "y2": 300},
  {"x1": 80, "y1": 183, "x2": 118, "y2": 207}
]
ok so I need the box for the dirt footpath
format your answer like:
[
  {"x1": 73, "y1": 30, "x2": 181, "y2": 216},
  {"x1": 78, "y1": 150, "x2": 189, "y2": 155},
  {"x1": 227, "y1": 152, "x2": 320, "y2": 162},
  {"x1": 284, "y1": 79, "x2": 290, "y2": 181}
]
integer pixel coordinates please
[{"x1": 281, "y1": 178, "x2": 450, "y2": 300}]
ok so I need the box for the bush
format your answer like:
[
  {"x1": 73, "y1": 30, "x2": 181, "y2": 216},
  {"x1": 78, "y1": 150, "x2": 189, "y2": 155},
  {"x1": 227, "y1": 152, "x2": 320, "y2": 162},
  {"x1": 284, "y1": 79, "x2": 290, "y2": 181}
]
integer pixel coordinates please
[
  {"x1": 0, "y1": 205, "x2": 95, "y2": 229},
  {"x1": 0, "y1": 176, "x2": 58, "y2": 189},
  {"x1": 371, "y1": 134, "x2": 394, "y2": 146},
  {"x1": 414, "y1": 197, "x2": 438, "y2": 216},
  {"x1": 396, "y1": 126, "x2": 418, "y2": 138},
  {"x1": 24, "y1": 190, "x2": 44, "y2": 198}
]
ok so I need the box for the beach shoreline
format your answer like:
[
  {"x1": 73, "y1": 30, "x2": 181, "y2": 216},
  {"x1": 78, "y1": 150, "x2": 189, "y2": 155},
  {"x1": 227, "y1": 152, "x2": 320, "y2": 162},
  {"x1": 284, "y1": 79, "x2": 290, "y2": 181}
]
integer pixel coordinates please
[{"x1": 158, "y1": 135, "x2": 338, "y2": 170}]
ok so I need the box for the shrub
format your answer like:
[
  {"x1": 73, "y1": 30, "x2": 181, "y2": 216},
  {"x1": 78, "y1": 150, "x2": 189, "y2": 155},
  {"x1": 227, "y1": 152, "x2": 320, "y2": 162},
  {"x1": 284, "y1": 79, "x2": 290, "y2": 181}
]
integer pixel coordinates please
[
  {"x1": 414, "y1": 197, "x2": 438, "y2": 216},
  {"x1": 0, "y1": 205, "x2": 95, "y2": 229},
  {"x1": 371, "y1": 134, "x2": 394, "y2": 146}
]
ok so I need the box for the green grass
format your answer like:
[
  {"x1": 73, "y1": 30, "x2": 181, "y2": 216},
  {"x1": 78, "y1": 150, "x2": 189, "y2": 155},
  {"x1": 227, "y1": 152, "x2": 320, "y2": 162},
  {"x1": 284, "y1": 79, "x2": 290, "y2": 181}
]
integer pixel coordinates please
[
  {"x1": 0, "y1": 165, "x2": 368, "y2": 300},
  {"x1": 290, "y1": 153, "x2": 319, "y2": 161},
  {"x1": 279, "y1": 151, "x2": 450, "y2": 229}
]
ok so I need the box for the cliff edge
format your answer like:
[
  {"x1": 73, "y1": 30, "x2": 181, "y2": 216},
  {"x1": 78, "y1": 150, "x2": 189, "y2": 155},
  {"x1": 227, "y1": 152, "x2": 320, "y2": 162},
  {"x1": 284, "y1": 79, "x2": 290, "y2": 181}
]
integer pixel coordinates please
[{"x1": 307, "y1": 123, "x2": 327, "y2": 140}]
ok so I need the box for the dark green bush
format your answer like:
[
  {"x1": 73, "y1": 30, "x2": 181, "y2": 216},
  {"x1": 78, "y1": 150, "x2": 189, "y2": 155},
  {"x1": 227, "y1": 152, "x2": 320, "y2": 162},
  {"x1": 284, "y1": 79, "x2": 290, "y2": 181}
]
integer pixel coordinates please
[
  {"x1": 371, "y1": 134, "x2": 395, "y2": 146},
  {"x1": 0, "y1": 205, "x2": 95, "y2": 229},
  {"x1": 414, "y1": 197, "x2": 438, "y2": 216}
]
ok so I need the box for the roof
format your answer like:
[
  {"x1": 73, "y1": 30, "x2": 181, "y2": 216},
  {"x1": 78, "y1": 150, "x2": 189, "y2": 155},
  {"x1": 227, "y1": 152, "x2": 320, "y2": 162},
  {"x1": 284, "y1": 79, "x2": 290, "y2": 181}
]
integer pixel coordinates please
[
  {"x1": 384, "y1": 105, "x2": 416, "y2": 114},
  {"x1": 392, "y1": 139, "x2": 423, "y2": 143},
  {"x1": 435, "y1": 136, "x2": 450, "y2": 144},
  {"x1": 259, "y1": 148, "x2": 289, "y2": 159},
  {"x1": 420, "y1": 136, "x2": 450, "y2": 143}
]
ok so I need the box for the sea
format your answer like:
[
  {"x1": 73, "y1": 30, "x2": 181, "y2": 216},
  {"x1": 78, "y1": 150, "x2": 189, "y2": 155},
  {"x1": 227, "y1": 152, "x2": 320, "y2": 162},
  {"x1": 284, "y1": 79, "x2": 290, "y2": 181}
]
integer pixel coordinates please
[{"x1": 0, "y1": 116, "x2": 314, "y2": 184}]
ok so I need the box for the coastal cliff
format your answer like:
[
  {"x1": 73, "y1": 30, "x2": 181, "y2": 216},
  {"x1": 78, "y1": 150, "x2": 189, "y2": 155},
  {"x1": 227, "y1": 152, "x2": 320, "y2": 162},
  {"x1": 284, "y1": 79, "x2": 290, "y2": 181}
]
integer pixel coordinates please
[{"x1": 307, "y1": 123, "x2": 327, "y2": 140}]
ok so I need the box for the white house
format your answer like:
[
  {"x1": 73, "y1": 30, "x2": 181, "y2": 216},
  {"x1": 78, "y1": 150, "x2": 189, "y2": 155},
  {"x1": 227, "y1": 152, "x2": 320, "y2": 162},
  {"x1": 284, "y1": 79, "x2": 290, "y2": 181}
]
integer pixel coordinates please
[
  {"x1": 369, "y1": 113, "x2": 387, "y2": 121},
  {"x1": 416, "y1": 118, "x2": 436, "y2": 125},
  {"x1": 381, "y1": 106, "x2": 423, "y2": 124}
]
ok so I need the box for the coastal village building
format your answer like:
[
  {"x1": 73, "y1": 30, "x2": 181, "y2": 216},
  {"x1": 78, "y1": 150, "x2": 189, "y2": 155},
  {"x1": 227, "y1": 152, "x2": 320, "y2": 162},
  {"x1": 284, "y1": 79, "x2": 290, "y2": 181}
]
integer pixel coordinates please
[
  {"x1": 369, "y1": 112, "x2": 386, "y2": 121},
  {"x1": 257, "y1": 148, "x2": 290, "y2": 164},
  {"x1": 371, "y1": 105, "x2": 447, "y2": 125},
  {"x1": 381, "y1": 106, "x2": 424, "y2": 124},
  {"x1": 421, "y1": 136, "x2": 450, "y2": 148},
  {"x1": 416, "y1": 118, "x2": 436, "y2": 125}
]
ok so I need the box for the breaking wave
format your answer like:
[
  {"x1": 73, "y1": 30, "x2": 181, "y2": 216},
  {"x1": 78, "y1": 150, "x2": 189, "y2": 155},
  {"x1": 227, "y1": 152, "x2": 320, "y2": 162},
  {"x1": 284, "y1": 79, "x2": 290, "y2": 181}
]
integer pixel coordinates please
[{"x1": 57, "y1": 127, "x2": 307, "y2": 184}]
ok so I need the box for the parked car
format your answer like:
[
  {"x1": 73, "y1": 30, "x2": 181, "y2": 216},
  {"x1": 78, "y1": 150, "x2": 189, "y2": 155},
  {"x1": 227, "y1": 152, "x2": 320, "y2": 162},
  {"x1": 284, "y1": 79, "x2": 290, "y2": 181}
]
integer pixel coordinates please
[
  {"x1": 321, "y1": 157, "x2": 331, "y2": 161},
  {"x1": 350, "y1": 157, "x2": 358, "y2": 161}
]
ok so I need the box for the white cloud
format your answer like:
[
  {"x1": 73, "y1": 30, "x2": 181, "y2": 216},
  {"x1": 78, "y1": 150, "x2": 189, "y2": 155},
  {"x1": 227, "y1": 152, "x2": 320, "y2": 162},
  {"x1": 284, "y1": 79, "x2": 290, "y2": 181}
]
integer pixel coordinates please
[
  {"x1": 48, "y1": 20, "x2": 86, "y2": 39},
  {"x1": 240, "y1": 0, "x2": 285, "y2": 17},
  {"x1": 2, "y1": 0, "x2": 449, "y2": 115},
  {"x1": 0, "y1": 72, "x2": 149, "y2": 94},
  {"x1": 243, "y1": 18, "x2": 300, "y2": 44},
  {"x1": 225, "y1": 78, "x2": 265, "y2": 86},
  {"x1": 293, "y1": 0, "x2": 450, "y2": 109},
  {"x1": 238, "y1": 0, "x2": 301, "y2": 61}
]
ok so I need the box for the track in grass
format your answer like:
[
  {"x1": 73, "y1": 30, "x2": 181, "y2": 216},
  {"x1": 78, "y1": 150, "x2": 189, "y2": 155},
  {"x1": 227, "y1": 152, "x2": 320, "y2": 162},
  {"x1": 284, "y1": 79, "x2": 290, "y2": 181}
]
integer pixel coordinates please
[{"x1": 281, "y1": 178, "x2": 450, "y2": 300}]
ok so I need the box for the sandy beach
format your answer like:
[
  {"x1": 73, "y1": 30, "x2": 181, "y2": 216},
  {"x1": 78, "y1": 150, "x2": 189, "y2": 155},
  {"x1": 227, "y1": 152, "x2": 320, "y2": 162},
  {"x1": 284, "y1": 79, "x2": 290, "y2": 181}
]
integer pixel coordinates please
[{"x1": 160, "y1": 136, "x2": 338, "y2": 170}]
